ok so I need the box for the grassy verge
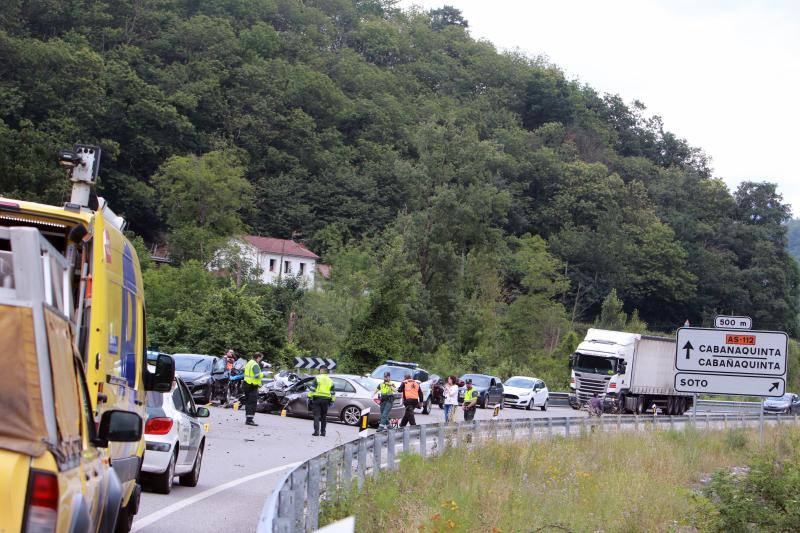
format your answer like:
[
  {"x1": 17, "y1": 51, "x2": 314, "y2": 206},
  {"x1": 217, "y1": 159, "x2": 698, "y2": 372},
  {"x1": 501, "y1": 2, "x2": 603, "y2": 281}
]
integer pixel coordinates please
[{"x1": 321, "y1": 425, "x2": 800, "y2": 532}]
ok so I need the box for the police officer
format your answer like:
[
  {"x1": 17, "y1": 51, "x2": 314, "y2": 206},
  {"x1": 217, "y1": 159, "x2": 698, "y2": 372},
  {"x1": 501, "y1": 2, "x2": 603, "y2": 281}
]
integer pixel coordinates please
[
  {"x1": 243, "y1": 352, "x2": 264, "y2": 426},
  {"x1": 376, "y1": 372, "x2": 397, "y2": 429},
  {"x1": 309, "y1": 367, "x2": 335, "y2": 437},
  {"x1": 462, "y1": 378, "x2": 478, "y2": 422}
]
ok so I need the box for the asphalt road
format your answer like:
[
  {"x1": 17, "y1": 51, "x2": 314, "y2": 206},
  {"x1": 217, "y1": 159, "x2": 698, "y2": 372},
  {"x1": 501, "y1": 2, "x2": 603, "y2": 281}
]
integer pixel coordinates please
[{"x1": 133, "y1": 403, "x2": 586, "y2": 533}]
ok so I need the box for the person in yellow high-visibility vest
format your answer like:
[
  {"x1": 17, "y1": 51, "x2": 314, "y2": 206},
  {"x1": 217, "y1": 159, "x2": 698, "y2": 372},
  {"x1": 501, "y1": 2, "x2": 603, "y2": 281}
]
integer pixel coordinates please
[
  {"x1": 308, "y1": 367, "x2": 336, "y2": 436},
  {"x1": 243, "y1": 353, "x2": 264, "y2": 426}
]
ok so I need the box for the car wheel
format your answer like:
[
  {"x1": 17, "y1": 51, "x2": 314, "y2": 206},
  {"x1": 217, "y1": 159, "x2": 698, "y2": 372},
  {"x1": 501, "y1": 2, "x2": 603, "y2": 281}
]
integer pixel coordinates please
[
  {"x1": 526, "y1": 399, "x2": 534, "y2": 411},
  {"x1": 480, "y1": 395, "x2": 487, "y2": 409},
  {"x1": 152, "y1": 450, "x2": 176, "y2": 494},
  {"x1": 422, "y1": 395, "x2": 432, "y2": 415},
  {"x1": 179, "y1": 440, "x2": 204, "y2": 487},
  {"x1": 342, "y1": 405, "x2": 361, "y2": 426},
  {"x1": 114, "y1": 499, "x2": 134, "y2": 533},
  {"x1": 540, "y1": 399, "x2": 548, "y2": 412}
]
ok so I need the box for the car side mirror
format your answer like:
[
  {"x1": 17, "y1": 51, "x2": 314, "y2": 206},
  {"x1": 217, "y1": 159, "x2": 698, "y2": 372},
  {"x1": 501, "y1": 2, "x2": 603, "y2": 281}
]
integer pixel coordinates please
[
  {"x1": 196, "y1": 407, "x2": 210, "y2": 418},
  {"x1": 144, "y1": 354, "x2": 175, "y2": 392},
  {"x1": 95, "y1": 410, "x2": 142, "y2": 448}
]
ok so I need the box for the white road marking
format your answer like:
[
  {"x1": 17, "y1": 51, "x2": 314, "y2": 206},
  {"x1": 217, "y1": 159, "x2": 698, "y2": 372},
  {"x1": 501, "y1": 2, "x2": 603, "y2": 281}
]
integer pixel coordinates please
[{"x1": 131, "y1": 462, "x2": 301, "y2": 531}]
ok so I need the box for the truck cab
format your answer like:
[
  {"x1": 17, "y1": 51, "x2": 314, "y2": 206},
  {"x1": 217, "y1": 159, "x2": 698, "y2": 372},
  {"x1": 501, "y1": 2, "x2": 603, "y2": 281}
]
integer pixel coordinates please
[{"x1": 568, "y1": 330, "x2": 633, "y2": 411}]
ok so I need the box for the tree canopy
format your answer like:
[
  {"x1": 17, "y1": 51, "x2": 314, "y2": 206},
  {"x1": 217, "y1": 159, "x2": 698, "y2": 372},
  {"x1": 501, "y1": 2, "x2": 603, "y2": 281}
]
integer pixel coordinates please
[{"x1": 2, "y1": 1, "x2": 798, "y2": 383}]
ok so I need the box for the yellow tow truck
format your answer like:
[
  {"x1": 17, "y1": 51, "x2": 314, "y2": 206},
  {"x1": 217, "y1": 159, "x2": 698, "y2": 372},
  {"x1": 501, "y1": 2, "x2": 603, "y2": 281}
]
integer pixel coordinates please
[{"x1": 0, "y1": 145, "x2": 174, "y2": 532}]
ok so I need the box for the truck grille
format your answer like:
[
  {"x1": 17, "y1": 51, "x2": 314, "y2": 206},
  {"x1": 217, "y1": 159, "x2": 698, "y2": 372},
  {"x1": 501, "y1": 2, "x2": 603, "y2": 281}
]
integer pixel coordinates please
[{"x1": 575, "y1": 374, "x2": 610, "y2": 403}]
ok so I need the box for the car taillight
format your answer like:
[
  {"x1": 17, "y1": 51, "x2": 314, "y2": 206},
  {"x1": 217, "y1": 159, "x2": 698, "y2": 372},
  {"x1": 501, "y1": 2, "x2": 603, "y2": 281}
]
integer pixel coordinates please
[
  {"x1": 609, "y1": 382, "x2": 616, "y2": 389},
  {"x1": 145, "y1": 417, "x2": 173, "y2": 435},
  {"x1": 25, "y1": 470, "x2": 58, "y2": 533}
]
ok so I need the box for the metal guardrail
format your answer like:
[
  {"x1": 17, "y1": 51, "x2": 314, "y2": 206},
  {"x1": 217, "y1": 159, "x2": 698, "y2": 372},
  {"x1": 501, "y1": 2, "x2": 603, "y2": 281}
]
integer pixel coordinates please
[
  {"x1": 257, "y1": 410, "x2": 795, "y2": 532},
  {"x1": 545, "y1": 392, "x2": 761, "y2": 411}
]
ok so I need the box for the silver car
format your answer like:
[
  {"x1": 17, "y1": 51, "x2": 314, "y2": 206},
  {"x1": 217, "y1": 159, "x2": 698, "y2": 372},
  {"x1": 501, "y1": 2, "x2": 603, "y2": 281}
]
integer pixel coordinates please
[{"x1": 280, "y1": 374, "x2": 404, "y2": 426}]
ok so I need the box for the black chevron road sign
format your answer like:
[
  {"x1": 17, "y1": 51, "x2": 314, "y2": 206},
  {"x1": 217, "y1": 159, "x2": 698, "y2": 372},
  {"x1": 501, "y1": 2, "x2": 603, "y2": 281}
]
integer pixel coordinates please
[{"x1": 293, "y1": 357, "x2": 337, "y2": 370}]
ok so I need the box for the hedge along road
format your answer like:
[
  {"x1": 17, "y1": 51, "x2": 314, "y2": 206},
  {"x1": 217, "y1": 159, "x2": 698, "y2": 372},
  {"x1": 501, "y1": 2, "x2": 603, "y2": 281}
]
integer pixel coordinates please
[{"x1": 132, "y1": 402, "x2": 587, "y2": 533}]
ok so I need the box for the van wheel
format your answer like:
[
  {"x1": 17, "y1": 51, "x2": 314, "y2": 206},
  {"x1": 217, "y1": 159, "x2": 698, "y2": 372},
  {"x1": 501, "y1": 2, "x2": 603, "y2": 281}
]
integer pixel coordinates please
[
  {"x1": 180, "y1": 440, "x2": 204, "y2": 487},
  {"x1": 152, "y1": 451, "x2": 176, "y2": 494}
]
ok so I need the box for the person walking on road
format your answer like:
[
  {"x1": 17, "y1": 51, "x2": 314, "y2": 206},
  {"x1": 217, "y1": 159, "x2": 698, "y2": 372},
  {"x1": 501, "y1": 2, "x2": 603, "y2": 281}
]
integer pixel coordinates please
[
  {"x1": 588, "y1": 392, "x2": 603, "y2": 417},
  {"x1": 309, "y1": 367, "x2": 336, "y2": 437},
  {"x1": 243, "y1": 352, "x2": 264, "y2": 426},
  {"x1": 376, "y1": 372, "x2": 397, "y2": 430},
  {"x1": 398, "y1": 373, "x2": 421, "y2": 427},
  {"x1": 462, "y1": 378, "x2": 478, "y2": 422},
  {"x1": 443, "y1": 375, "x2": 459, "y2": 423}
]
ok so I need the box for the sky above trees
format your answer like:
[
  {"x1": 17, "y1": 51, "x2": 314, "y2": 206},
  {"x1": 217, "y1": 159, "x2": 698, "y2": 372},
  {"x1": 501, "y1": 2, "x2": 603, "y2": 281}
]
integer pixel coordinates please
[{"x1": 402, "y1": 0, "x2": 800, "y2": 215}]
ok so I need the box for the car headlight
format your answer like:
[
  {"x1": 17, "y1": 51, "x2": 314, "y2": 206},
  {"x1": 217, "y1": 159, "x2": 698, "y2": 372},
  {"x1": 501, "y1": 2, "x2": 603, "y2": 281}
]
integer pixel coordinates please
[{"x1": 194, "y1": 376, "x2": 211, "y2": 385}]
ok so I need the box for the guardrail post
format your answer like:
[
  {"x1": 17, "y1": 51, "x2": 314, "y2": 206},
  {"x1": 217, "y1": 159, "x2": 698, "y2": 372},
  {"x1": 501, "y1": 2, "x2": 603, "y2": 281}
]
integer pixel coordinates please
[
  {"x1": 291, "y1": 465, "x2": 307, "y2": 532},
  {"x1": 403, "y1": 426, "x2": 410, "y2": 453},
  {"x1": 705, "y1": 413, "x2": 710, "y2": 430},
  {"x1": 325, "y1": 450, "x2": 338, "y2": 502},
  {"x1": 387, "y1": 428, "x2": 396, "y2": 470},
  {"x1": 669, "y1": 415, "x2": 674, "y2": 430},
  {"x1": 580, "y1": 416, "x2": 586, "y2": 436},
  {"x1": 564, "y1": 416, "x2": 570, "y2": 437},
  {"x1": 438, "y1": 423, "x2": 445, "y2": 454},
  {"x1": 723, "y1": 413, "x2": 728, "y2": 429},
  {"x1": 307, "y1": 459, "x2": 321, "y2": 532},
  {"x1": 275, "y1": 483, "x2": 294, "y2": 533},
  {"x1": 357, "y1": 439, "x2": 367, "y2": 489},
  {"x1": 547, "y1": 417, "x2": 553, "y2": 436},
  {"x1": 342, "y1": 443, "x2": 353, "y2": 491},
  {"x1": 420, "y1": 425, "x2": 427, "y2": 458},
  {"x1": 616, "y1": 414, "x2": 622, "y2": 432},
  {"x1": 510, "y1": 419, "x2": 516, "y2": 440},
  {"x1": 372, "y1": 433, "x2": 382, "y2": 478},
  {"x1": 633, "y1": 415, "x2": 638, "y2": 432}
]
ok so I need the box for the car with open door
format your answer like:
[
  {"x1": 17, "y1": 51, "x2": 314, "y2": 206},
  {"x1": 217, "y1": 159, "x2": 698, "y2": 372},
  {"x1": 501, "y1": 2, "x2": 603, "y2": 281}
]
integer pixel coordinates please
[
  {"x1": 172, "y1": 353, "x2": 230, "y2": 405},
  {"x1": 141, "y1": 377, "x2": 209, "y2": 494}
]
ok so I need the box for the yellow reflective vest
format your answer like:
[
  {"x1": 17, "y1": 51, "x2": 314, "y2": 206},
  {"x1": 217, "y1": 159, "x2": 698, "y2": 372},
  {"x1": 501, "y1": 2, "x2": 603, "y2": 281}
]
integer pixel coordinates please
[
  {"x1": 244, "y1": 359, "x2": 262, "y2": 386},
  {"x1": 309, "y1": 374, "x2": 335, "y2": 400}
]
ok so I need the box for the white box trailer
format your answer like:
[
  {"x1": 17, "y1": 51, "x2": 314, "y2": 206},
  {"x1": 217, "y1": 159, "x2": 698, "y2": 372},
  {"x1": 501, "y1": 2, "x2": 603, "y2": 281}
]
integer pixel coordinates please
[{"x1": 569, "y1": 329, "x2": 692, "y2": 415}]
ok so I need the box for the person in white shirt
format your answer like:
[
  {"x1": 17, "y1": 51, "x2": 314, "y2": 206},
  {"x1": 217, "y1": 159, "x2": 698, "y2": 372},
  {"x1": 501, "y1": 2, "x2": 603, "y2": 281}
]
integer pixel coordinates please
[{"x1": 443, "y1": 375, "x2": 459, "y2": 423}]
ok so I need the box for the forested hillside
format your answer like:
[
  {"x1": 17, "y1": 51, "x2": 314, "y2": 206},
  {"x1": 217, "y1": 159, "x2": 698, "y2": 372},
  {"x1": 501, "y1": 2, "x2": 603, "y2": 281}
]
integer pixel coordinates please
[{"x1": 2, "y1": 1, "x2": 798, "y2": 380}]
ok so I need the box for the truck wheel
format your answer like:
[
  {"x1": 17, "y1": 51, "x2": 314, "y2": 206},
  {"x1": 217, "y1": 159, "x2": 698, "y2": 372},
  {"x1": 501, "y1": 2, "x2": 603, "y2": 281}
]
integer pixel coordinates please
[
  {"x1": 152, "y1": 451, "x2": 176, "y2": 494},
  {"x1": 635, "y1": 397, "x2": 645, "y2": 415}
]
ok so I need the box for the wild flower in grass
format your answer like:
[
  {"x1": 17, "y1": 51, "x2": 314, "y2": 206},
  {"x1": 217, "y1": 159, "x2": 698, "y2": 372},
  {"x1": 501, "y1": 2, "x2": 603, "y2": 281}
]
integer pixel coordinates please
[
  {"x1": 441, "y1": 499, "x2": 458, "y2": 511},
  {"x1": 446, "y1": 519, "x2": 456, "y2": 529}
]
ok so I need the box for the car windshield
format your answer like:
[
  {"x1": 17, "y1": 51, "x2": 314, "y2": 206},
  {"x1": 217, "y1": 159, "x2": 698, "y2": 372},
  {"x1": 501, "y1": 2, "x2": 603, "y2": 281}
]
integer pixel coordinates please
[
  {"x1": 354, "y1": 377, "x2": 382, "y2": 390},
  {"x1": 461, "y1": 374, "x2": 491, "y2": 387},
  {"x1": 505, "y1": 377, "x2": 535, "y2": 388},
  {"x1": 770, "y1": 394, "x2": 794, "y2": 401},
  {"x1": 573, "y1": 353, "x2": 615, "y2": 375},
  {"x1": 173, "y1": 355, "x2": 212, "y2": 372},
  {"x1": 370, "y1": 365, "x2": 410, "y2": 382}
]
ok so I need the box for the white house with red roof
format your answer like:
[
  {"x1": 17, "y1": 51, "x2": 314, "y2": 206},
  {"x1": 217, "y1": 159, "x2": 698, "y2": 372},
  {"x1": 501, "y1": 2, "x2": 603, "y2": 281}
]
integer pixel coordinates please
[{"x1": 236, "y1": 235, "x2": 330, "y2": 288}]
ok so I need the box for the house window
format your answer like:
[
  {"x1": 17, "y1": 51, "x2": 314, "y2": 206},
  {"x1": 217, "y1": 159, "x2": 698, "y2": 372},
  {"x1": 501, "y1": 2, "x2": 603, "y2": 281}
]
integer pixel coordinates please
[
  {"x1": 269, "y1": 259, "x2": 276, "y2": 272},
  {"x1": 299, "y1": 262, "x2": 306, "y2": 275},
  {"x1": 284, "y1": 261, "x2": 291, "y2": 274}
]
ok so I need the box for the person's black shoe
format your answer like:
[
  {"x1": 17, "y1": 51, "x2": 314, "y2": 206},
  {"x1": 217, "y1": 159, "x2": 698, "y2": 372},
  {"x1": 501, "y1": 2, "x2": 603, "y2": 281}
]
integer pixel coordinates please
[
  {"x1": 320, "y1": 432, "x2": 326, "y2": 437},
  {"x1": 246, "y1": 419, "x2": 258, "y2": 426},
  {"x1": 312, "y1": 432, "x2": 319, "y2": 436}
]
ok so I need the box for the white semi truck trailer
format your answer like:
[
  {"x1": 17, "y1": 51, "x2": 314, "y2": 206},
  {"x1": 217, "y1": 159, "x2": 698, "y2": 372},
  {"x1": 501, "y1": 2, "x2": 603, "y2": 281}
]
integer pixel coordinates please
[{"x1": 568, "y1": 328, "x2": 692, "y2": 415}]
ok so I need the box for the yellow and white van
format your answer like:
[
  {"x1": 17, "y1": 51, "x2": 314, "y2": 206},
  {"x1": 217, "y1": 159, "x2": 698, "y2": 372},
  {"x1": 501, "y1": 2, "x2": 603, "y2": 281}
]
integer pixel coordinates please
[{"x1": 0, "y1": 145, "x2": 173, "y2": 532}]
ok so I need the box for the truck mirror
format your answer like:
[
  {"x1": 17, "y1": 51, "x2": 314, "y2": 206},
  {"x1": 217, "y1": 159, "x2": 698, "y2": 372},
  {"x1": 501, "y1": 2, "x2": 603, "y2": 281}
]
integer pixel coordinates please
[
  {"x1": 95, "y1": 410, "x2": 142, "y2": 448},
  {"x1": 618, "y1": 360, "x2": 627, "y2": 373},
  {"x1": 568, "y1": 354, "x2": 576, "y2": 369},
  {"x1": 144, "y1": 353, "x2": 175, "y2": 392}
]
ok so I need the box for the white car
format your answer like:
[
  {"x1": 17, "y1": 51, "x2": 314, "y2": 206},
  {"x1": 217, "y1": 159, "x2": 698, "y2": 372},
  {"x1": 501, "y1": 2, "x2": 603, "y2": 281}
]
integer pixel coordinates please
[
  {"x1": 369, "y1": 361, "x2": 435, "y2": 414},
  {"x1": 141, "y1": 377, "x2": 209, "y2": 494},
  {"x1": 502, "y1": 376, "x2": 549, "y2": 410}
]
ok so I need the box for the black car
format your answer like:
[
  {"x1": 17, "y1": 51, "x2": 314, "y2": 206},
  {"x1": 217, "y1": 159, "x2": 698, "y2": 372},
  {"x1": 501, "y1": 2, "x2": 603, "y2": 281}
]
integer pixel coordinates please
[
  {"x1": 763, "y1": 393, "x2": 800, "y2": 414},
  {"x1": 173, "y1": 353, "x2": 229, "y2": 404},
  {"x1": 458, "y1": 374, "x2": 504, "y2": 408}
]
